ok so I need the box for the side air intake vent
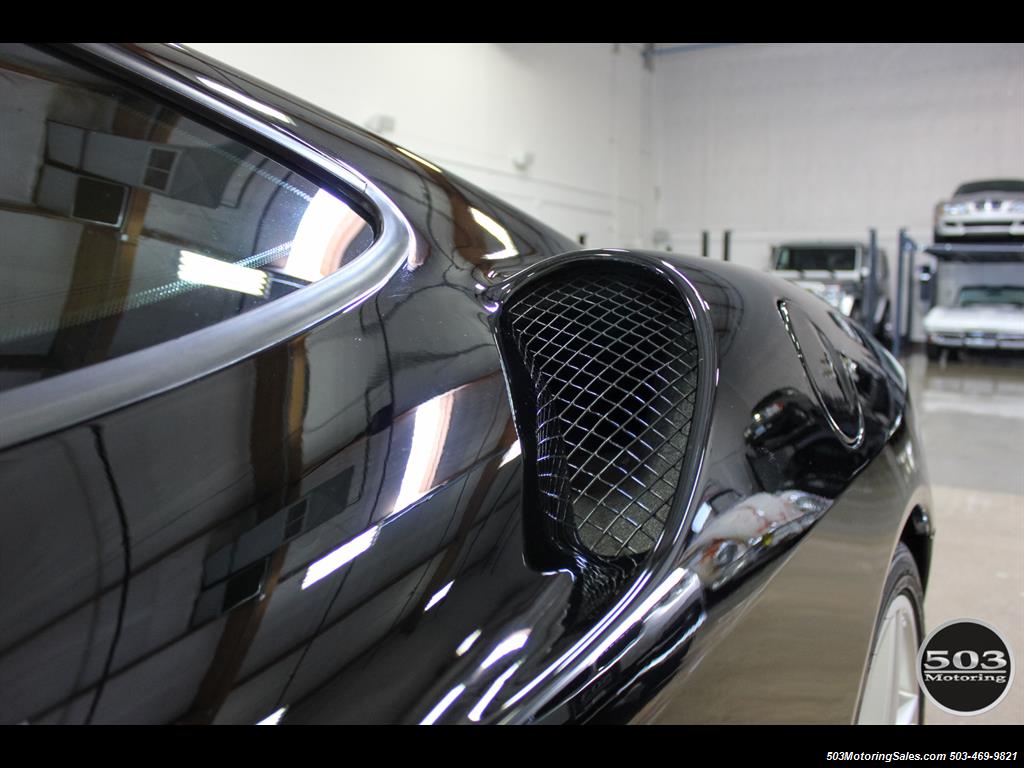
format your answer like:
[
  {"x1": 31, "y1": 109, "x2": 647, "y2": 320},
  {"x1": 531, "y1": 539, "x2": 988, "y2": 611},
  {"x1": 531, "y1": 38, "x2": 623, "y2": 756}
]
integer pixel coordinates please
[{"x1": 502, "y1": 265, "x2": 699, "y2": 563}]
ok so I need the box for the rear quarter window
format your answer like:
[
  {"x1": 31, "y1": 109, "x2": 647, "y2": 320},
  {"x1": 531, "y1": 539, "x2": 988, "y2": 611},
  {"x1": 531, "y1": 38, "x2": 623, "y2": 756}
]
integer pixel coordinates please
[{"x1": 0, "y1": 44, "x2": 374, "y2": 393}]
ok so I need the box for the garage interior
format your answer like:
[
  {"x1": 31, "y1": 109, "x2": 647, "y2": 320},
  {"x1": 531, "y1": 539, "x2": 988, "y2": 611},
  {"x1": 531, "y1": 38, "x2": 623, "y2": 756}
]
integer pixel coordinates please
[{"x1": 187, "y1": 42, "x2": 1023, "y2": 725}]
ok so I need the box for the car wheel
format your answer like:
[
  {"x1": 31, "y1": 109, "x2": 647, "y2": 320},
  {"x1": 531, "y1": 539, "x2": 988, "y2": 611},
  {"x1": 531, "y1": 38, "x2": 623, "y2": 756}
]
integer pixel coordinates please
[
  {"x1": 856, "y1": 543, "x2": 925, "y2": 725},
  {"x1": 926, "y1": 343, "x2": 941, "y2": 362}
]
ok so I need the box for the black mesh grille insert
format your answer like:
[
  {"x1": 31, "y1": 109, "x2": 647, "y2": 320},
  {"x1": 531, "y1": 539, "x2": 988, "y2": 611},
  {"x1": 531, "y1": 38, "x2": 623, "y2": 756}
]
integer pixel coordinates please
[{"x1": 505, "y1": 266, "x2": 699, "y2": 561}]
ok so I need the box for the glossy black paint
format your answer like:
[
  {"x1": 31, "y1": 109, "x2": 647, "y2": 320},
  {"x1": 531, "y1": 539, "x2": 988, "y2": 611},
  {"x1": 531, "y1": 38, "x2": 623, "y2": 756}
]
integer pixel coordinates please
[{"x1": 0, "y1": 43, "x2": 932, "y2": 724}]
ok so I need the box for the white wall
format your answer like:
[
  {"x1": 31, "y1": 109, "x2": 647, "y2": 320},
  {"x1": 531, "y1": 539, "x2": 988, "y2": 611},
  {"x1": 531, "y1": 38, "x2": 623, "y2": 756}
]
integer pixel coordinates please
[
  {"x1": 652, "y1": 43, "x2": 1024, "y2": 270},
  {"x1": 187, "y1": 42, "x2": 656, "y2": 249},
  {"x1": 188, "y1": 42, "x2": 1024, "y2": 274}
]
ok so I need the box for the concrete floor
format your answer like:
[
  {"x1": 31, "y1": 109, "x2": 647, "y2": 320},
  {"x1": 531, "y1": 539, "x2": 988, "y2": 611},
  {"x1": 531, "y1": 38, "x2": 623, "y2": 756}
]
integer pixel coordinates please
[{"x1": 902, "y1": 351, "x2": 1024, "y2": 725}]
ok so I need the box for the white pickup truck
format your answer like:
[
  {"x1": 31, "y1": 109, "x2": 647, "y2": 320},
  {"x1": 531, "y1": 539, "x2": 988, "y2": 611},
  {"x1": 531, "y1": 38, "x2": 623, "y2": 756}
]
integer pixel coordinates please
[
  {"x1": 923, "y1": 285, "x2": 1024, "y2": 360},
  {"x1": 770, "y1": 241, "x2": 890, "y2": 339}
]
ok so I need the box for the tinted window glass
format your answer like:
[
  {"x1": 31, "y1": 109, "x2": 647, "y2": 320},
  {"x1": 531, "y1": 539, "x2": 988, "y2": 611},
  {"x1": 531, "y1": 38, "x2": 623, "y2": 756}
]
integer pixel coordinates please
[
  {"x1": 0, "y1": 45, "x2": 374, "y2": 393},
  {"x1": 775, "y1": 246, "x2": 858, "y2": 271},
  {"x1": 957, "y1": 286, "x2": 1024, "y2": 308},
  {"x1": 954, "y1": 180, "x2": 1024, "y2": 195}
]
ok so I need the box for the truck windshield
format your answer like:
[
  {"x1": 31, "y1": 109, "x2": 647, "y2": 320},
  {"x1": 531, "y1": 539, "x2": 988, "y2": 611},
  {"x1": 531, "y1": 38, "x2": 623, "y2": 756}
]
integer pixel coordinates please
[
  {"x1": 958, "y1": 286, "x2": 1024, "y2": 308},
  {"x1": 775, "y1": 247, "x2": 858, "y2": 271}
]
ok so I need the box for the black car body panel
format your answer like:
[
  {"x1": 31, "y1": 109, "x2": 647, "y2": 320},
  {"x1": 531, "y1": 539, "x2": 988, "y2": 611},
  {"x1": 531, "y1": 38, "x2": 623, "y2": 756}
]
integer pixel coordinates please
[{"x1": 0, "y1": 43, "x2": 933, "y2": 724}]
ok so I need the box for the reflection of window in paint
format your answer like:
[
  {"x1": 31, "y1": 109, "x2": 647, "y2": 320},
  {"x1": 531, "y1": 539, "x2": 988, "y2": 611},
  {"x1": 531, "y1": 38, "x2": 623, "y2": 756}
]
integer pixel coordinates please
[
  {"x1": 393, "y1": 390, "x2": 456, "y2": 514},
  {"x1": 301, "y1": 525, "x2": 380, "y2": 590},
  {"x1": 468, "y1": 661, "x2": 522, "y2": 722},
  {"x1": 499, "y1": 440, "x2": 521, "y2": 467},
  {"x1": 419, "y1": 684, "x2": 465, "y2": 725},
  {"x1": 424, "y1": 580, "x2": 454, "y2": 612},
  {"x1": 469, "y1": 207, "x2": 519, "y2": 261},
  {"x1": 395, "y1": 145, "x2": 442, "y2": 174},
  {"x1": 456, "y1": 630, "x2": 481, "y2": 657},
  {"x1": 197, "y1": 76, "x2": 296, "y2": 126},
  {"x1": 256, "y1": 707, "x2": 287, "y2": 725},
  {"x1": 283, "y1": 189, "x2": 372, "y2": 283},
  {"x1": 480, "y1": 629, "x2": 531, "y2": 670}
]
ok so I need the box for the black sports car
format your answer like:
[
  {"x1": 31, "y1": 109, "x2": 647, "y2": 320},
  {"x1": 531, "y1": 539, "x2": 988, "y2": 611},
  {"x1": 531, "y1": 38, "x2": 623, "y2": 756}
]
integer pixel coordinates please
[{"x1": 0, "y1": 43, "x2": 933, "y2": 725}]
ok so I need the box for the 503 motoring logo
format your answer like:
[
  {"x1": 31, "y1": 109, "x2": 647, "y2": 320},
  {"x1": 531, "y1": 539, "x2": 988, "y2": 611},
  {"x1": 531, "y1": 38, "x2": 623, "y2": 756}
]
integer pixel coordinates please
[{"x1": 917, "y1": 619, "x2": 1015, "y2": 716}]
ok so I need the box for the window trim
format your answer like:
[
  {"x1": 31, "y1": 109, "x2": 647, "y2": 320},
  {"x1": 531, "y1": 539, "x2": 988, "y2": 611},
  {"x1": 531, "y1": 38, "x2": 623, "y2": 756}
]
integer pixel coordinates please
[{"x1": 0, "y1": 43, "x2": 414, "y2": 451}]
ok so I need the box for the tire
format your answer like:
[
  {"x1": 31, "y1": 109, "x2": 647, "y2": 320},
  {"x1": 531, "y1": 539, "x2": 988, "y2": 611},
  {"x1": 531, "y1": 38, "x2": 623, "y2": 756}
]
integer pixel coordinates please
[
  {"x1": 926, "y1": 343, "x2": 941, "y2": 362},
  {"x1": 856, "y1": 543, "x2": 925, "y2": 725}
]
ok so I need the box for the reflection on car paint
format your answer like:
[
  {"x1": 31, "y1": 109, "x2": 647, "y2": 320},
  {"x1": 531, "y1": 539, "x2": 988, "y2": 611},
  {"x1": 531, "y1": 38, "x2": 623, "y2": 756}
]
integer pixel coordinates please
[{"x1": 684, "y1": 490, "x2": 830, "y2": 592}]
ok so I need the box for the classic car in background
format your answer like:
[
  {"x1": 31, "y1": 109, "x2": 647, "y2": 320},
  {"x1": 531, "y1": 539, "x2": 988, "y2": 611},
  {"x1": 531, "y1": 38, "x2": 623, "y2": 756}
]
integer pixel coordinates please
[
  {"x1": 933, "y1": 179, "x2": 1024, "y2": 244},
  {"x1": 0, "y1": 44, "x2": 933, "y2": 725},
  {"x1": 769, "y1": 241, "x2": 890, "y2": 339},
  {"x1": 923, "y1": 285, "x2": 1024, "y2": 360}
]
